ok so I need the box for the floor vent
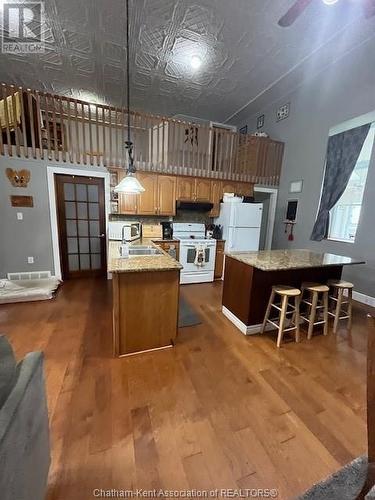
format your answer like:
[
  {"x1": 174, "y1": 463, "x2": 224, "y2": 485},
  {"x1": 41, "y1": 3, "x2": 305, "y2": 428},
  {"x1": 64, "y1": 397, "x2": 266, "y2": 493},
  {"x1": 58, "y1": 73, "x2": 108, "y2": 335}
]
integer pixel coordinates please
[{"x1": 7, "y1": 271, "x2": 52, "y2": 281}]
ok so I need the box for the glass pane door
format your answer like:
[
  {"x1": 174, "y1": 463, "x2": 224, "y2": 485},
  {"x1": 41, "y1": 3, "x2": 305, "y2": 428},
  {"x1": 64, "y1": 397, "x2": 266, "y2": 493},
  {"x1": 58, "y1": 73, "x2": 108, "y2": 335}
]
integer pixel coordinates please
[{"x1": 56, "y1": 175, "x2": 106, "y2": 278}]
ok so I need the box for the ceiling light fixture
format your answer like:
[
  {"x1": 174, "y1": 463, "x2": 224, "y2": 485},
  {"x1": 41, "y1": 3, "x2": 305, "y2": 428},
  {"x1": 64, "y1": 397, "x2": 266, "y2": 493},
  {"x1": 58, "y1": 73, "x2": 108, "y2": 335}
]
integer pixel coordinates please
[
  {"x1": 322, "y1": 0, "x2": 339, "y2": 5},
  {"x1": 190, "y1": 55, "x2": 202, "y2": 70},
  {"x1": 114, "y1": 0, "x2": 145, "y2": 195}
]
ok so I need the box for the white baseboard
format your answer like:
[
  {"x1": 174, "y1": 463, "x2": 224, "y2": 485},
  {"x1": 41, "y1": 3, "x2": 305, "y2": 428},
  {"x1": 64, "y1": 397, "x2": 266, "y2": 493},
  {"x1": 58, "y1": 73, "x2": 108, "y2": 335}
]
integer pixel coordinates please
[
  {"x1": 343, "y1": 289, "x2": 375, "y2": 308},
  {"x1": 221, "y1": 306, "x2": 274, "y2": 335}
]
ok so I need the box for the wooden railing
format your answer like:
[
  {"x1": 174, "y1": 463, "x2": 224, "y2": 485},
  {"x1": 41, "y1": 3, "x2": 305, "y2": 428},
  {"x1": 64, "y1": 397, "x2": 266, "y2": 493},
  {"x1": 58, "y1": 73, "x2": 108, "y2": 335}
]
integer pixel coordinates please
[{"x1": 0, "y1": 83, "x2": 283, "y2": 185}]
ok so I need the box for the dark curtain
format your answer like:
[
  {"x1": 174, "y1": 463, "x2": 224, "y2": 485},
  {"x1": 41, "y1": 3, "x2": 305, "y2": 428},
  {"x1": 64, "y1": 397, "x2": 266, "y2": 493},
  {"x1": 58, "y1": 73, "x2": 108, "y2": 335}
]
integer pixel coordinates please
[{"x1": 310, "y1": 123, "x2": 371, "y2": 241}]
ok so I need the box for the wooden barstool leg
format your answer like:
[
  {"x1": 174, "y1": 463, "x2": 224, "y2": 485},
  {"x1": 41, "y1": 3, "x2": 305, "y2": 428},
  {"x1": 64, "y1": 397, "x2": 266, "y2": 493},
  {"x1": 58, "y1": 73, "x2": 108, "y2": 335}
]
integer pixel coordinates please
[
  {"x1": 308, "y1": 291, "x2": 318, "y2": 340},
  {"x1": 348, "y1": 288, "x2": 353, "y2": 330},
  {"x1": 323, "y1": 291, "x2": 329, "y2": 336},
  {"x1": 261, "y1": 289, "x2": 275, "y2": 334},
  {"x1": 277, "y1": 295, "x2": 288, "y2": 348},
  {"x1": 295, "y1": 295, "x2": 300, "y2": 343},
  {"x1": 333, "y1": 288, "x2": 344, "y2": 333}
]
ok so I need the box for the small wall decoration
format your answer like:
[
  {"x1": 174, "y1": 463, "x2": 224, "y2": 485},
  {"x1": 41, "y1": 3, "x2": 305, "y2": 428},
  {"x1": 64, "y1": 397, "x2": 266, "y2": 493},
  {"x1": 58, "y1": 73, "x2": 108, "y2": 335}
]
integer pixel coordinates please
[
  {"x1": 6, "y1": 168, "x2": 31, "y2": 188},
  {"x1": 10, "y1": 195, "x2": 34, "y2": 207},
  {"x1": 276, "y1": 103, "x2": 290, "y2": 122},
  {"x1": 256, "y1": 115, "x2": 264, "y2": 129},
  {"x1": 239, "y1": 125, "x2": 248, "y2": 135},
  {"x1": 289, "y1": 180, "x2": 303, "y2": 193}
]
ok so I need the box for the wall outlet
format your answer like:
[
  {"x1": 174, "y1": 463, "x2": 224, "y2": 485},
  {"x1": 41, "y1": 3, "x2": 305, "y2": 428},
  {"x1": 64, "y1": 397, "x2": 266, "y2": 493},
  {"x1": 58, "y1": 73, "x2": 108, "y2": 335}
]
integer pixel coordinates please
[
  {"x1": 17, "y1": 212, "x2": 23, "y2": 220},
  {"x1": 27, "y1": 256, "x2": 34, "y2": 264}
]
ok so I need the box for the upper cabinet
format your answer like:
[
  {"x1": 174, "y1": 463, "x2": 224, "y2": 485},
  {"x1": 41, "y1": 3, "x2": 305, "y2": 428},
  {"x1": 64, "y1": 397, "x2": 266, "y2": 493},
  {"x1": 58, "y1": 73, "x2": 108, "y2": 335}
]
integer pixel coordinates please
[
  {"x1": 195, "y1": 179, "x2": 211, "y2": 201},
  {"x1": 176, "y1": 176, "x2": 211, "y2": 202},
  {"x1": 136, "y1": 172, "x2": 158, "y2": 215},
  {"x1": 118, "y1": 173, "x2": 176, "y2": 216},
  {"x1": 236, "y1": 182, "x2": 253, "y2": 197},
  {"x1": 222, "y1": 181, "x2": 237, "y2": 195},
  {"x1": 158, "y1": 175, "x2": 176, "y2": 216},
  {"x1": 209, "y1": 180, "x2": 222, "y2": 218},
  {"x1": 117, "y1": 171, "x2": 138, "y2": 214},
  {"x1": 176, "y1": 177, "x2": 195, "y2": 201},
  {"x1": 116, "y1": 171, "x2": 257, "y2": 217}
]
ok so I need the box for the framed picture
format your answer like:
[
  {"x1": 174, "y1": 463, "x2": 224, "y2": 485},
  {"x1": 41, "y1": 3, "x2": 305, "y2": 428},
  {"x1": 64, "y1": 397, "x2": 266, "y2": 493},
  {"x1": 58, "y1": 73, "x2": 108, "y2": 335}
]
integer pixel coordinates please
[
  {"x1": 239, "y1": 125, "x2": 248, "y2": 135},
  {"x1": 289, "y1": 180, "x2": 303, "y2": 193},
  {"x1": 277, "y1": 103, "x2": 290, "y2": 122},
  {"x1": 257, "y1": 114, "x2": 264, "y2": 129}
]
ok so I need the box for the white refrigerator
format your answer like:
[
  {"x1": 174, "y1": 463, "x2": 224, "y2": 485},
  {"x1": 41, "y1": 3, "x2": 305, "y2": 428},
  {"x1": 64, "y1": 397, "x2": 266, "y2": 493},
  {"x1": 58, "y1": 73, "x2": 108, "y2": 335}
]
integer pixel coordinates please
[{"x1": 216, "y1": 203, "x2": 263, "y2": 252}]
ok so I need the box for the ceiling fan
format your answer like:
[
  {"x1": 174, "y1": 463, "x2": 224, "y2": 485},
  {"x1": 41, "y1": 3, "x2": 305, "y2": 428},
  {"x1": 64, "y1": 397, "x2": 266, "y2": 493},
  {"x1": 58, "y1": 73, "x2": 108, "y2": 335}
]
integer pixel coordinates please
[{"x1": 278, "y1": 0, "x2": 375, "y2": 27}]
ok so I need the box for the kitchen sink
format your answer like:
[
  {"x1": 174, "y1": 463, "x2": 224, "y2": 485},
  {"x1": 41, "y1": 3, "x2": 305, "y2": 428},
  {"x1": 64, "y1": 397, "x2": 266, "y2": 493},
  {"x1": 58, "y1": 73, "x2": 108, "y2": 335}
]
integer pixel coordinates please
[{"x1": 127, "y1": 246, "x2": 163, "y2": 256}]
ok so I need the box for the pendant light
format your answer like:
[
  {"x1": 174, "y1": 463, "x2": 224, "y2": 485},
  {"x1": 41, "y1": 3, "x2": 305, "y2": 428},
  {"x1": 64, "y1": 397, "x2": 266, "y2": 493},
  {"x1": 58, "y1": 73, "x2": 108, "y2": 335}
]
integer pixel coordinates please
[{"x1": 114, "y1": 0, "x2": 145, "y2": 194}]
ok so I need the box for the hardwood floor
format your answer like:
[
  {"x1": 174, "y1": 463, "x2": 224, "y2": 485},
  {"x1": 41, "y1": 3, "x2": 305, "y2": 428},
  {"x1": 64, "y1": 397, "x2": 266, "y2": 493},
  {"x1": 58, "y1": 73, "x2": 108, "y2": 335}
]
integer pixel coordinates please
[{"x1": 1, "y1": 278, "x2": 374, "y2": 499}]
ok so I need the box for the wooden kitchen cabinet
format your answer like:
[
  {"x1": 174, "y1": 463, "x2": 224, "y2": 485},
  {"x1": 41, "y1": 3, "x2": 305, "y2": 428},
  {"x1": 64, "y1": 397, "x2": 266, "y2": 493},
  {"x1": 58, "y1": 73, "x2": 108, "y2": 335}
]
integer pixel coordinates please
[
  {"x1": 176, "y1": 177, "x2": 195, "y2": 201},
  {"x1": 236, "y1": 182, "x2": 254, "y2": 197},
  {"x1": 222, "y1": 181, "x2": 237, "y2": 195},
  {"x1": 209, "y1": 179, "x2": 222, "y2": 217},
  {"x1": 136, "y1": 172, "x2": 158, "y2": 215},
  {"x1": 214, "y1": 240, "x2": 225, "y2": 279},
  {"x1": 117, "y1": 172, "x2": 138, "y2": 214},
  {"x1": 195, "y1": 178, "x2": 211, "y2": 201},
  {"x1": 157, "y1": 175, "x2": 176, "y2": 215},
  {"x1": 115, "y1": 170, "x2": 256, "y2": 217}
]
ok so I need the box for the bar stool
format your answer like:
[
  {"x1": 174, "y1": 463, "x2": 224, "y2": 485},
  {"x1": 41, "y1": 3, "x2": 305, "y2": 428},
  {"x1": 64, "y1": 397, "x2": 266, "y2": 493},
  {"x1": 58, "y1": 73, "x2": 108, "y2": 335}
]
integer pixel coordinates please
[
  {"x1": 327, "y1": 279, "x2": 354, "y2": 333},
  {"x1": 261, "y1": 285, "x2": 301, "y2": 348},
  {"x1": 300, "y1": 282, "x2": 329, "y2": 339}
]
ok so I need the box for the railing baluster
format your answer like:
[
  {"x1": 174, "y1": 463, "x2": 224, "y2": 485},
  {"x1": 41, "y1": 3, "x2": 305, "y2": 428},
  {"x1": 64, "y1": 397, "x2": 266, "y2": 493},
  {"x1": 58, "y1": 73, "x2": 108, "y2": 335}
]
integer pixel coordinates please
[
  {"x1": 10, "y1": 85, "x2": 21, "y2": 157},
  {"x1": 73, "y1": 99, "x2": 80, "y2": 164},
  {"x1": 58, "y1": 96, "x2": 66, "y2": 162},
  {"x1": 88, "y1": 102, "x2": 93, "y2": 166},
  {"x1": 102, "y1": 106, "x2": 106, "y2": 167},
  {"x1": 44, "y1": 93, "x2": 52, "y2": 160},
  {"x1": 81, "y1": 101, "x2": 87, "y2": 165},
  {"x1": 3, "y1": 83, "x2": 14, "y2": 157},
  {"x1": 108, "y1": 106, "x2": 112, "y2": 167},
  {"x1": 115, "y1": 108, "x2": 119, "y2": 167},
  {"x1": 50, "y1": 93, "x2": 59, "y2": 161},
  {"x1": 34, "y1": 91, "x2": 43, "y2": 159},
  {"x1": 95, "y1": 104, "x2": 100, "y2": 166},
  {"x1": 66, "y1": 98, "x2": 73, "y2": 163},
  {"x1": 27, "y1": 89, "x2": 36, "y2": 159}
]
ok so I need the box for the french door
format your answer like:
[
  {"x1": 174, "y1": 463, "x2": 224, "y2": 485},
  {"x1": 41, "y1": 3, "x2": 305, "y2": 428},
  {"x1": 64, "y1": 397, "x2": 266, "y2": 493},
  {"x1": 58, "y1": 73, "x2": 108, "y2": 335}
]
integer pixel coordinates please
[{"x1": 55, "y1": 174, "x2": 106, "y2": 279}]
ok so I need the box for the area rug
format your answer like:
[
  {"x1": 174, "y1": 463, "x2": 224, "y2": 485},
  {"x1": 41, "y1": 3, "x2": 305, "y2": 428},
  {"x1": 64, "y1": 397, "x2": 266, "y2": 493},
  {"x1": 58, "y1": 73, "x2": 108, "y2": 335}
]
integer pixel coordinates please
[
  {"x1": 298, "y1": 456, "x2": 375, "y2": 499},
  {"x1": 178, "y1": 296, "x2": 202, "y2": 328},
  {"x1": 0, "y1": 278, "x2": 61, "y2": 304}
]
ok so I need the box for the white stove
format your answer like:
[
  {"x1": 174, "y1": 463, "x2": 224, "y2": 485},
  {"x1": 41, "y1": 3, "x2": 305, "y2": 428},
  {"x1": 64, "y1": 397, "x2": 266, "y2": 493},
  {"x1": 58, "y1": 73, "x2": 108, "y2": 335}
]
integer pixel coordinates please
[{"x1": 173, "y1": 223, "x2": 217, "y2": 284}]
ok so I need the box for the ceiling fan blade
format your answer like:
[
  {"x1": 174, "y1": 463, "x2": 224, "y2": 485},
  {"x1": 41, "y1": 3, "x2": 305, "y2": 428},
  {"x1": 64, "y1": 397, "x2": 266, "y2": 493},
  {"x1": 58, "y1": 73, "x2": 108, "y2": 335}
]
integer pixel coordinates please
[
  {"x1": 362, "y1": 0, "x2": 375, "y2": 18},
  {"x1": 278, "y1": 0, "x2": 315, "y2": 27}
]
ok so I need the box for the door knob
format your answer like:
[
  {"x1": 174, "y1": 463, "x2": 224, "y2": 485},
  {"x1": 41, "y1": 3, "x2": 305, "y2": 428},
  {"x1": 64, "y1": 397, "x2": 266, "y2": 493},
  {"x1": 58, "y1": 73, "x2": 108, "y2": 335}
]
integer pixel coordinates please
[{"x1": 99, "y1": 234, "x2": 105, "y2": 238}]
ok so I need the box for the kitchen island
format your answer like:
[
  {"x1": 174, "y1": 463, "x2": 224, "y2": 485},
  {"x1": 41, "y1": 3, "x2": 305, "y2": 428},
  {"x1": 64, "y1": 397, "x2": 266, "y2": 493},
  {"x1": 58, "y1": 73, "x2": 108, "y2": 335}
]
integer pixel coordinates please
[
  {"x1": 109, "y1": 239, "x2": 182, "y2": 357},
  {"x1": 222, "y1": 249, "x2": 365, "y2": 335}
]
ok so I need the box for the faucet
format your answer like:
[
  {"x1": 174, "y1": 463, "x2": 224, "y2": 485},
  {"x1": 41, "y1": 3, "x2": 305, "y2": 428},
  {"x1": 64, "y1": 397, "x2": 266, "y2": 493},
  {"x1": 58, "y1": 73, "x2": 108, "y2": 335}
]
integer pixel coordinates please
[{"x1": 122, "y1": 225, "x2": 127, "y2": 243}]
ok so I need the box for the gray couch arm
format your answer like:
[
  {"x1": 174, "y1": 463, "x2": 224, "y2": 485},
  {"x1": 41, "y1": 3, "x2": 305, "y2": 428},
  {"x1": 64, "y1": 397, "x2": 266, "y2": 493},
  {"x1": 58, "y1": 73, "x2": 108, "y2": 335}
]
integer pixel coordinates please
[{"x1": 0, "y1": 352, "x2": 51, "y2": 500}]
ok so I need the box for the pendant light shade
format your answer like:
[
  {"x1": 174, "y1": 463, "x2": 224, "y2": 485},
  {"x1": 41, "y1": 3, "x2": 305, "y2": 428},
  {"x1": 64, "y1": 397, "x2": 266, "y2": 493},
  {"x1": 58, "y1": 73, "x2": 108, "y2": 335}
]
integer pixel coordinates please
[
  {"x1": 114, "y1": 172, "x2": 145, "y2": 194},
  {"x1": 114, "y1": 0, "x2": 145, "y2": 195}
]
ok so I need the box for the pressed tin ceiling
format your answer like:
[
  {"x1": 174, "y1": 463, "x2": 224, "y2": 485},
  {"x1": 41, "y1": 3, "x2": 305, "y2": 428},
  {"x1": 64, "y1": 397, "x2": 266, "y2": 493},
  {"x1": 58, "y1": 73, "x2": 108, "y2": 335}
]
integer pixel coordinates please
[{"x1": 0, "y1": 0, "x2": 374, "y2": 125}]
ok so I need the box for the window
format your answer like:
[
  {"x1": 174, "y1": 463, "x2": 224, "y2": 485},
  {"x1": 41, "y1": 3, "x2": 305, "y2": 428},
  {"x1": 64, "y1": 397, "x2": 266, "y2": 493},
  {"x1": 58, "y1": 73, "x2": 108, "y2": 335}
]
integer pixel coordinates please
[{"x1": 328, "y1": 122, "x2": 375, "y2": 243}]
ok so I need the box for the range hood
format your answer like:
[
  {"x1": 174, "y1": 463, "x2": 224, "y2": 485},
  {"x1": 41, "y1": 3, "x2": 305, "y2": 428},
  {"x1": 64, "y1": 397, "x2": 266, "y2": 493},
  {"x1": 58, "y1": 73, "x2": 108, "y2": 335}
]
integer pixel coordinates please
[{"x1": 176, "y1": 201, "x2": 214, "y2": 212}]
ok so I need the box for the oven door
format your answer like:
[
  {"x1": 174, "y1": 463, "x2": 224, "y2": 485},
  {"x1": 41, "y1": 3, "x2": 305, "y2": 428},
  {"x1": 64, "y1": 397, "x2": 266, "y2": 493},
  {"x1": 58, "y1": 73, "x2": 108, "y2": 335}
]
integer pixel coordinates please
[{"x1": 180, "y1": 243, "x2": 215, "y2": 272}]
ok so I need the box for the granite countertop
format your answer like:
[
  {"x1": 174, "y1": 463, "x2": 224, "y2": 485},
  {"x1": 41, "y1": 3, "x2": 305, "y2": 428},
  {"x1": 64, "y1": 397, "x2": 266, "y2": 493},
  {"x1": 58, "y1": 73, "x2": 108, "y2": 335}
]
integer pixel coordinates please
[
  {"x1": 226, "y1": 249, "x2": 365, "y2": 271},
  {"x1": 108, "y1": 238, "x2": 183, "y2": 273}
]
